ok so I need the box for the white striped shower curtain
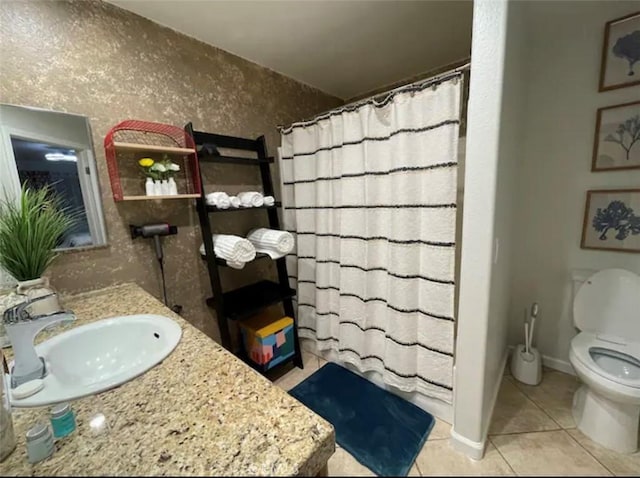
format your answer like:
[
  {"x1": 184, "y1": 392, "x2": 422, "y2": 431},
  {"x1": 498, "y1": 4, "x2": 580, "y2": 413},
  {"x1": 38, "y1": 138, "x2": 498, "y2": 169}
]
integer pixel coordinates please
[{"x1": 280, "y1": 73, "x2": 461, "y2": 403}]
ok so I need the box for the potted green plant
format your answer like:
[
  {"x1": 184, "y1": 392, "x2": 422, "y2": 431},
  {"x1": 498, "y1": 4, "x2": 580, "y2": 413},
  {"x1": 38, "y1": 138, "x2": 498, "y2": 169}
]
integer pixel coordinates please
[{"x1": 0, "y1": 184, "x2": 76, "y2": 315}]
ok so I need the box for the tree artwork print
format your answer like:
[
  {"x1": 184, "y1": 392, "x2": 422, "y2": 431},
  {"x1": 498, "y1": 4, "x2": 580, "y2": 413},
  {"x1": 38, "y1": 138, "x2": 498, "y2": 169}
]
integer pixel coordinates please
[
  {"x1": 613, "y1": 30, "x2": 640, "y2": 77},
  {"x1": 600, "y1": 12, "x2": 640, "y2": 91},
  {"x1": 582, "y1": 190, "x2": 640, "y2": 253},
  {"x1": 592, "y1": 200, "x2": 640, "y2": 241},
  {"x1": 592, "y1": 101, "x2": 640, "y2": 172},
  {"x1": 604, "y1": 114, "x2": 640, "y2": 161}
]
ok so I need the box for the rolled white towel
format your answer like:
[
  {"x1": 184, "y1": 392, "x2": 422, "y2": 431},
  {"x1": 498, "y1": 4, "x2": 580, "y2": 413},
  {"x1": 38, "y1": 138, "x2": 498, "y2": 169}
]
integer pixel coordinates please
[
  {"x1": 205, "y1": 192, "x2": 231, "y2": 209},
  {"x1": 199, "y1": 234, "x2": 256, "y2": 263},
  {"x1": 246, "y1": 228, "x2": 294, "y2": 259},
  {"x1": 229, "y1": 196, "x2": 241, "y2": 208},
  {"x1": 263, "y1": 195, "x2": 275, "y2": 206},
  {"x1": 216, "y1": 197, "x2": 230, "y2": 209},
  {"x1": 238, "y1": 191, "x2": 264, "y2": 208}
]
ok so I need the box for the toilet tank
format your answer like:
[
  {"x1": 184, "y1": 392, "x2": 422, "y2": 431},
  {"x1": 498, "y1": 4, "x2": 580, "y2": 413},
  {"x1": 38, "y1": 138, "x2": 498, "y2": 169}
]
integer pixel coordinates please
[
  {"x1": 571, "y1": 268, "x2": 597, "y2": 300},
  {"x1": 571, "y1": 269, "x2": 596, "y2": 329}
]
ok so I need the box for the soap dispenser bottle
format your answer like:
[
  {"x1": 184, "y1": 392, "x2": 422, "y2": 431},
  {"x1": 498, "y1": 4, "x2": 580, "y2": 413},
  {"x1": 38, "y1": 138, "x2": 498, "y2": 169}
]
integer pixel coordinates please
[{"x1": 1, "y1": 349, "x2": 17, "y2": 462}]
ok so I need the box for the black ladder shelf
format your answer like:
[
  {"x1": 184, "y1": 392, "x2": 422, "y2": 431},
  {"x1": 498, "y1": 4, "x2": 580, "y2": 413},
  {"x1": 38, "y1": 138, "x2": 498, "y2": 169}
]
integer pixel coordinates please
[{"x1": 185, "y1": 123, "x2": 303, "y2": 374}]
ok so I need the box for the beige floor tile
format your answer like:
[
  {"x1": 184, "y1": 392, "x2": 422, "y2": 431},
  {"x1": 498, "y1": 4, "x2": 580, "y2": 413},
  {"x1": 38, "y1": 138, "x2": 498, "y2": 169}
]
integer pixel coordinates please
[
  {"x1": 327, "y1": 446, "x2": 375, "y2": 476},
  {"x1": 567, "y1": 428, "x2": 640, "y2": 476},
  {"x1": 491, "y1": 430, "x2": 612, "y2": 476},
  {"x1": 489, "y1": 379, "x2": 560, "y2": 435},
  {"x1": 416, "y1": 441, "x2": 514, "y2": 476},
  {"x1": 408, "y1": 463, "x2": 421, "y2": 476},
  {"x1": 273, "y1": 351, "x2": 319, "y2": 391},
  {"x1": 428, "y1": 418, "x2": 452, "y2": 440},
  {"x1": 511, "y1": 371, "x2": 580, "y2": 428}
]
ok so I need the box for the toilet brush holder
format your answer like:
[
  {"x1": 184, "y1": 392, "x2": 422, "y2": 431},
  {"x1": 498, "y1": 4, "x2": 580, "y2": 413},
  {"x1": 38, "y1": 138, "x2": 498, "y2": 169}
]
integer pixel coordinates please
[{"x1": 510, "y1": 344, "x2": 542, "y2": 385}]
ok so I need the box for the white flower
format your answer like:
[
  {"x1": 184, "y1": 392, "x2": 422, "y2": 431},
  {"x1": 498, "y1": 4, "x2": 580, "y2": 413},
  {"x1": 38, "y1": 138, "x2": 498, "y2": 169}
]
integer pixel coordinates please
[
  {"x1": 151, "y1": 163, "x2": 166, "y2": 172},
  {"x1": 167, "y1": 163, "x2": 180, "y2": 171}
]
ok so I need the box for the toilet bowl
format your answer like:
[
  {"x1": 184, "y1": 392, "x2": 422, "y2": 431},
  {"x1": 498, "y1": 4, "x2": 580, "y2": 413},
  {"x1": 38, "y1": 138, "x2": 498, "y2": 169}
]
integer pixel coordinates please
[{"x1": 569, "y1": 268, "x2": 640, "y2": 454}]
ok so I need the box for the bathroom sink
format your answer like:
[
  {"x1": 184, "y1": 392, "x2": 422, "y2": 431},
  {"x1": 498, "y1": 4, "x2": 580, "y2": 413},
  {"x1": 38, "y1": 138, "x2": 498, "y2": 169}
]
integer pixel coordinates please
[{"x1": 9, "y1": 314, "x2": 182, "y2": 408}]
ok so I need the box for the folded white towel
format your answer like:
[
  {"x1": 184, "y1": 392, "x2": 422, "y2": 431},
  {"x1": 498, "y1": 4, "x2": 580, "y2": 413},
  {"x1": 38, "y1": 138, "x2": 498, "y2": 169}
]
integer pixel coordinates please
[
  {"x1": 263, "y1": 195, "x2": 275, "y2": 206},
  {"x1": 238, "y1": 191, "x2": 264, "y2": 208},
  {"x1": 199, "y1": 234, "x2": 256, "y2": 265},
  {"x1": 229, "y1": 196, "x2": 241, "y2": 208},
  {"x1": 206, "y1": 192, "x2": 231, "y2": 209},
  {"x1": 246, "y1": 228, "x2": 294, "y2": 259}
]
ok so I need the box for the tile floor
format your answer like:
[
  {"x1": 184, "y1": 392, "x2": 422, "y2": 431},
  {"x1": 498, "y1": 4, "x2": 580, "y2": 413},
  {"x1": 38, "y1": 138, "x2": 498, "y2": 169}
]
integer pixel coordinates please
[{"x1": 274, "y1": 351, "x2": 640, "y2": 476}]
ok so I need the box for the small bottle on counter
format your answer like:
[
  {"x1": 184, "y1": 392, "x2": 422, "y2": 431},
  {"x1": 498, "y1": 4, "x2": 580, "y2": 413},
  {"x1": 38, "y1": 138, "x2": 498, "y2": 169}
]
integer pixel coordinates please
[
  {"x1": 26, "y1": 422, "x2": 54, "y2": 464},
  {"x1": 50, "y1": 402, "x2": 76, "y2": 438}
]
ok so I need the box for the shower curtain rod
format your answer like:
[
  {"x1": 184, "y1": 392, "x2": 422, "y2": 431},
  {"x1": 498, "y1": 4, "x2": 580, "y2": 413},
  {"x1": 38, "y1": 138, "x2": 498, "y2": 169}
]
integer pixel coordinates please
[{"x1": 279, "y1": 61, "x2": 471, "y2": 134}]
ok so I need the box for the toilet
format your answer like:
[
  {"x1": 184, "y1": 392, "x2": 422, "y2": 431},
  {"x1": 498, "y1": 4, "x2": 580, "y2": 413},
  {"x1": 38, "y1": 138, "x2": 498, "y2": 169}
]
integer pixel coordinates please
[{"x1": 569, "y1": 268, "x2": 640, "y2": 454}]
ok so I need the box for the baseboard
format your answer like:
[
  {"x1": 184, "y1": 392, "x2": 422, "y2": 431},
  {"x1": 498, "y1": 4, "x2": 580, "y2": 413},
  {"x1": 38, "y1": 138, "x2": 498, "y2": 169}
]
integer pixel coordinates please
[
  {"x1": 542, "y1": 355, "x2": 576, "y2": 376},
  {"x1": 450, "y1": 429, "x2": 485, "y2": 460},
  {"x1": 449, "y1": 347, "x2": 508, "y2": 460},
  {"x1": 507, "y1": 345, "x2": 576, "y2": 376},
  {"x1": 481, "y1": 349, "x2": 509, "y2": 439}
]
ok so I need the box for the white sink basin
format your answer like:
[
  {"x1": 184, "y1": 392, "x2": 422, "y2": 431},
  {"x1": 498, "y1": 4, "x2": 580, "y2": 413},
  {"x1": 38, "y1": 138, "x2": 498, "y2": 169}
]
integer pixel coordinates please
[{"x1": 9, "y1": 314, "x2": 182, "y2": 408}]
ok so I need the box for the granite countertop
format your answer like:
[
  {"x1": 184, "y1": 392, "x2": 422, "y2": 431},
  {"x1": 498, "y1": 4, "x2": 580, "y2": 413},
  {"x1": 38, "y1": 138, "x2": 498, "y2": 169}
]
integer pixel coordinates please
[{"x1": 2, "y1": 283, "x2": 334, "y2": 476}]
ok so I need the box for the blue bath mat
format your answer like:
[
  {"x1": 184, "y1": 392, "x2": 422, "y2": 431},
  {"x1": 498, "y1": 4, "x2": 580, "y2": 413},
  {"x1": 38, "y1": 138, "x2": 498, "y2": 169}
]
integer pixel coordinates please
[{"x1": 289, "y1": 362, "x2": 434, "y2": 476}]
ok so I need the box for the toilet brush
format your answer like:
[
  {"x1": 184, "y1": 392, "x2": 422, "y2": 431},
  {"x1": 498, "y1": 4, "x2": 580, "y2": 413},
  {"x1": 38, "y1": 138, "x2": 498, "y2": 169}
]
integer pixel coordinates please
[
  {"x1": 511, "y1": 302, "x2": 542, "y2": 385},
  {"x1": 528, "y1": 303, "x2": 539, "y2": 353}
]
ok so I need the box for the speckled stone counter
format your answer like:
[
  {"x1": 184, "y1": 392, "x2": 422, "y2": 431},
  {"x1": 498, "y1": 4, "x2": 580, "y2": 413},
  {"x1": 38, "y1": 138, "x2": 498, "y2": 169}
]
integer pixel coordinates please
[{"x1": 1, "y1": 283, "x2": 335, "y2": 476}]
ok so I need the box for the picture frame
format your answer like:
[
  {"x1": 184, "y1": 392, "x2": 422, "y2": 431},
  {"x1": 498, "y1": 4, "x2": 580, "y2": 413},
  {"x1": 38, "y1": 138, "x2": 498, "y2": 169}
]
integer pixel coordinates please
[
  {"x1": 599, "y1": 11, "x2": 640, "y2": 92},
  {"x1": 581, "y1": 189, "x2": 640, "y2": 253},
  {"x1": 591, "y1": 100, "x2": 640, "y2": 172}
]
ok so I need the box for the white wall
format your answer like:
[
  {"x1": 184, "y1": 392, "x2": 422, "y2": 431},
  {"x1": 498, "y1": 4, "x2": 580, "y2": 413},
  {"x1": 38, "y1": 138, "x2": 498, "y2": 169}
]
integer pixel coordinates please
[
  {"x1": 452, "y1": 0, "x2": 527, "y2": 458},
  {"x1": 508, "y1": 1, "x2": 640, "y2": 373}
]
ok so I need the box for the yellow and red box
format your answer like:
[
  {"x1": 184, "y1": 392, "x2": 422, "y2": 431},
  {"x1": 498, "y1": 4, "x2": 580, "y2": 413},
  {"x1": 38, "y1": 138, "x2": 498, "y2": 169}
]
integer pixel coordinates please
[{"x1": 239, "y1": 310, "x2": 294, "y2": 371}]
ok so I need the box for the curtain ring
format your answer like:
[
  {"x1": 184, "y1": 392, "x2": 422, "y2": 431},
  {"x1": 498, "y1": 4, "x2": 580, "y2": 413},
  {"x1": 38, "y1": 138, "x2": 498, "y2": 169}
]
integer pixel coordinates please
[
  {"x1": 452, "y1": 77, "x2": 459, "y2": 85},
  {"x1": 431, "y1": 83, "x2": 438, "y2": 91}
]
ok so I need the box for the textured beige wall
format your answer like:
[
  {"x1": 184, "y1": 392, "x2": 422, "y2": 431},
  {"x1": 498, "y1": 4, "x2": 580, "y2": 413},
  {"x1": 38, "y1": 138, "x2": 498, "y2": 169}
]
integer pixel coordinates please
[{"x1": 0, "y1": 0, "x2": 341, "y2": 342}]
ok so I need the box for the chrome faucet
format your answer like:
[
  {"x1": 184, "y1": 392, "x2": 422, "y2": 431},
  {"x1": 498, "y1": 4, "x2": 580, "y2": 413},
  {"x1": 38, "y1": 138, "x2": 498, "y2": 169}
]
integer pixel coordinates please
[{"x1": 3, "y1": 293, "x2": 76, "y2": 388}]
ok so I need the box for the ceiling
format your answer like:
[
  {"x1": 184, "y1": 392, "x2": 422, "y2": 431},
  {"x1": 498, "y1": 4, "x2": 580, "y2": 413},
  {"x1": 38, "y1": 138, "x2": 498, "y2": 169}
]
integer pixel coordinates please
[{"x1": 108, "y1": 0, "x2": 473, "y2": 100}]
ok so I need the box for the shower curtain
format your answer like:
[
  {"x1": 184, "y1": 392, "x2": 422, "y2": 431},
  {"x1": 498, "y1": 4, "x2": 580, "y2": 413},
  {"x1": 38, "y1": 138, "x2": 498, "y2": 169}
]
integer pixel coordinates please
[{"x1": 280, "y1": 72, "x2": 462, "y2": 403}]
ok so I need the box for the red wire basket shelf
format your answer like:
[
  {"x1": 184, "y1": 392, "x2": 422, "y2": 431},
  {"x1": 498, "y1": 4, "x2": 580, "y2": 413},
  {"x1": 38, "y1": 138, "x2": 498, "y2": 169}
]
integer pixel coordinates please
[{"x1": 104, "y1": 120, "x2": 201, "y2": 201}]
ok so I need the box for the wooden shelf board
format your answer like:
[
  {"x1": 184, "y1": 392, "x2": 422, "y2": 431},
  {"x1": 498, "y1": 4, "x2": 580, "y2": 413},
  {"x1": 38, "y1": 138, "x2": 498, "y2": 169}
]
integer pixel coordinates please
[
  {"x1": 113, "y1": 142, "x2": 196, "y2": 155},
  {"x1": 121, "y1": 194, "x2": 200, "y2": 201},
  {"x1": 198, "y1": 155, "x2": 274, "y2": 165},
  {"x1": 206, "y1": 280, "x2": 296, "y2": 321},
  {"x1": 206, "y1": 202, "x2": 281, "y2": 213},
  {"x1": 200, "y1": 252, "x2": 271, "y2": 266}
]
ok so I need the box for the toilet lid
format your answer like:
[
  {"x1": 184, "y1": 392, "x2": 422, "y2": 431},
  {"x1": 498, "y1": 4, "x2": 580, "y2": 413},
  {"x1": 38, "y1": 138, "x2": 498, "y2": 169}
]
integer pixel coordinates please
[{"x1": 574, "y1": 268, "x2": 640, "y2": 342}]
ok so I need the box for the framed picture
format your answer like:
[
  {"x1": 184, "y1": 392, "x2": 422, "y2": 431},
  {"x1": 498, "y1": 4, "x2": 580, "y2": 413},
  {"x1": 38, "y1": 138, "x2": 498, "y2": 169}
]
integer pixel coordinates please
[
  {"x1": 581, "y1": 189, "x2": 640, "y2": 253},
  {"x1": 599, "y1": 11, "x2": 640, "y2": 91},
  {"x1": 592, "y1": 100, "x2": 640, "y2": 172}
]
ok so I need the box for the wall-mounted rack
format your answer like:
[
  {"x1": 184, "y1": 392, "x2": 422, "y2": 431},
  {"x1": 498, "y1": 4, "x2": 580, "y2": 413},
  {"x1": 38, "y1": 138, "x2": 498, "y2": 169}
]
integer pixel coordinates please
[{"x1": 104, "y1": 120, "x2": 201, "y2": 202}]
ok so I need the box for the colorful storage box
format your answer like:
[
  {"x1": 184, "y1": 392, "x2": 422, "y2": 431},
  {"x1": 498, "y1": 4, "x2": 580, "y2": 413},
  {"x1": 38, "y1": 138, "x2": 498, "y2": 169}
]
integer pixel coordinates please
[{"x1": 240, "y1": 311, "x2": 294, "y2": 371}]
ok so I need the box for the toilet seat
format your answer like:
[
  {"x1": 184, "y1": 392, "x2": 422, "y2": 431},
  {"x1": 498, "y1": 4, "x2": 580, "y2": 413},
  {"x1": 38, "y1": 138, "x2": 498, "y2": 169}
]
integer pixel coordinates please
[
  {"x1": 571, "y1": 332, "x2": 640, "y2": 391},
  {"x1": 573, "y1": 268, "x2": 640, "y2": 342}
]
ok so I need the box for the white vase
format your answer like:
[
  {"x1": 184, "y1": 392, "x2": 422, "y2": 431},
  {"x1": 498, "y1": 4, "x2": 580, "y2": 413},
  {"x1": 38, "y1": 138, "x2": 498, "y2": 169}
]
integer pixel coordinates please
[
  {"x1": 145, "y1": 177, "x2": 155, "y2": 196},
  {"x1": 160, "y1": 180, "x2": 170, "y2": 195},
  {"x1": 15, "y1": 277, "x2": 60, "y2": 317},
  {"x1": 168, "y1": 178, "x2": 178, "y2": 195},
  {"x1": 153, "y1": 180, "x2": 162, "y2": 196}
]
